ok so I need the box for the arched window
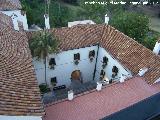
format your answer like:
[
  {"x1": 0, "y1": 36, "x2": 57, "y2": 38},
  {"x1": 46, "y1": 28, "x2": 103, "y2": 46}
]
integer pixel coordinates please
[
  {"x1": 74, "y1": 53, "x2": 80, "y2": 60},
  {"x1": 89, "y1": 50, "x2": 95, "y2": 58},
  {"x1": 49, "y1": 58, "x2": 56, "y2": 69},
  {"x1": 102, "y1": 56, "x2": 108, "y2": 68},
  {"x1": 103, "y1": 56, "x2": 108, "y2": 64},
  {"x1": 100, "y1": 70, "x2": 105, "y2": 80},
  {"x1": 51, "y1": 77, "x2": 57, "y2": 87},
  {"x1": 112, "y1": 66, "x2": 118, "y2": 78}
]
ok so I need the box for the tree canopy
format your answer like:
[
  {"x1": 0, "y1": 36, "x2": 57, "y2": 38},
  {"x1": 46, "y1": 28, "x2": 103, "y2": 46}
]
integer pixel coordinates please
[
  {"x1": 110, "y1": 11, "x2": 149, "y2": 43},
  {"x1": 29, "y1": 31, "x2": 59, "y2": 59}
]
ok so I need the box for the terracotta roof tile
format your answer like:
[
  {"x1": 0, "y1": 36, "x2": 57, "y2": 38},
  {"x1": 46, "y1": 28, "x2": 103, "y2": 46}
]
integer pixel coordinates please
[
  {"x1": 101, "y1": 25, "x2": 160, "y2": 84},
  {"x1": 0, "y1": 14, "x2": 44, "y2": 116},
  {"x1": 0, "y1": 0, "x2": 22, "y2": 10},
  {"x1": 26, "y1": 24, "x2": 160, "y2": 85}
]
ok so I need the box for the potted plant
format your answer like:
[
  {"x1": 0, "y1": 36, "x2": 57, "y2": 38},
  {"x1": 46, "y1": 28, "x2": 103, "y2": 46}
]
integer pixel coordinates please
[
  {"x1": 39, "y1": 83, "x2": 50, "y2": 94},
  {"x1": 74, "y1": 59, "x2": 79, "y2": 65},
  {"x1": 89, "y1": 56, "x2": 94, "y2": 62},
  {"x1": 102, "y1": 56, "x2": 108, "y2": 69},
  {"x1": 112, "y1": 66, "x2": 118, "y2": 78},
  {"x1": 49, "y1": 64, "x2": 55, "y2": 69},
  {"x1": 102, "y1": 62, "x2": 107, "y2": 69}
]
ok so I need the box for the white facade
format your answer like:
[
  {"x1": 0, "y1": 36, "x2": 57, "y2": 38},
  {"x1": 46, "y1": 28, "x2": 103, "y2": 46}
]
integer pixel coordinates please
[
  {"x1": 94, "y1": 47, "x2": 132, "y2": 81},
  {"x1": 33, "y1": 46, "x2": 98, "y2": 87},
  {"x1": 68, "y1": 20, "x2": 95, "y2": 27},
  {"x1": 33, "y1": 46, "x2": 132, "y2": 87},
  {"x1": 0, "y1": 116, "x2": 42, "y2": 120},
  {"x1": 1, "y1": 10, "x2": 28, "y2": 30}
]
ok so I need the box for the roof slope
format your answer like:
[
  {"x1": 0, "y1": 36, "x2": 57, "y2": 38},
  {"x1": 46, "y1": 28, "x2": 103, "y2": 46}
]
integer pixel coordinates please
[
  {"x1": 0, "y1": 12, "x2": 13, "y2": 34},
  {"x1": 26, "y1": 24, "x2": 160, "y2": 85},
  {"x1": 101, "y1": 25, "x2": 160, "y2": 84},
  {"x1": 0, "y1": 0, "x2": 22, "y2": 10},
  {"x1": 44, "y1": 77, "x2": 160, "y2": 120},
  {"x1": 27, "y1": 25, "x2": 104, "y2": 51},
  {"x1": 0, "y1": 13, "x2": 44, "y2": 116}
]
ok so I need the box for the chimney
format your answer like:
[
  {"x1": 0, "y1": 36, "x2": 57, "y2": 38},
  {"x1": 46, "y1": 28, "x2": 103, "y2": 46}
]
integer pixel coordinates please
[
  {"x1": 96, "y1": 81, "x2": 102, "y2": 91},
  {"x1": 44, "y1": 14, "x2": 50, "y2": 29},
  {"x1": 153, "y1": 41, "x2": 160, "y2": 55},
  {"x1": 11, "y1": 14, "x2": 19, "y2": 31},
  {"x1": 120, "y1": 74, "x2": 126, "y2": 83},
  {"x1": 138, "y1": 67, "x2": 148, "y2": 76},
  {"x1": 68, "y1": 90, "x2": 74, "y2": 101},
  {"x1": 105, "y1": 14, "x2": 109, "y2": 24}
]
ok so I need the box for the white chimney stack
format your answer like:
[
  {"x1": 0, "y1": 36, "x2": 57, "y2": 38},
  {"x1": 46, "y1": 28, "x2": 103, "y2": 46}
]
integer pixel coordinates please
[
  {"x1": 96, "y1": 81, "x2": 102, "y2": 91},
  {"x1": 44, "y1": 14, "x2": 50, "y2": 29},
  {"x1": 68, "y1": 90, "x2": 74, "y2": 101},
  {"x1": 22, "y1": 13, "x2": 28, "y2": 30},
  {"x1": 138, "y1": 67, "x2": 148, "y2": 76},
  {"x1": 153, "y1": 41, "x2": 160, "y2": 55},
  {"x1": 11, "y1": 14, "x2": 19, "y2": 31},
  {"x1": 105, "y1": 14, "x2": 109, "y2": 24}
]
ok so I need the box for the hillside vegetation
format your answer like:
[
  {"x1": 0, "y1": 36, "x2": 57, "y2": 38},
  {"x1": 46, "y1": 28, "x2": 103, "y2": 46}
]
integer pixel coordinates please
[{"x1": 20, "y1": 0, "x2": 160, "y2": 50}]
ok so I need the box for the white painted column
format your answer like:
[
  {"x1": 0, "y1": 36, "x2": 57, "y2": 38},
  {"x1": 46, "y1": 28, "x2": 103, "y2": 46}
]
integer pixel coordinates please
[
  {"x1": 120, "y1": 74, "x2": 126, "y2": 83},
  {"x1": 96, "y1": 81, "x2": 102, "y2": 91},
  {"x1": 44, "y1": 14, "x2": 50, "y2": 29},
  {"x1": 105, "y1": 14, "x2": 109, "y2": 24},
  {"x1": 68, "y1": 90, "x2": 74, "y2": 101}
]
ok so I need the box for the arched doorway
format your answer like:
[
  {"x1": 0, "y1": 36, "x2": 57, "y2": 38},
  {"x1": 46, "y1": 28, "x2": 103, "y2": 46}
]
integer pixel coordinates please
[
  {"x1": 71, "y1": 70, "x2": 81, "y2": 81},
  {"x1": 70, "y1": 70, "x2": 83, "y2": 89}
]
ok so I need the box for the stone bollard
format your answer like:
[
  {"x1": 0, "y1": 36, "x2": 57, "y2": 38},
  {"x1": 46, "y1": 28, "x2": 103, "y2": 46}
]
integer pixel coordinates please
[
  {"x1": 96, "y1": 81, "x2": 102, "y2": 91},
  {"x1": 68, "y1": 90, "x2": 74, "y2": 101}
]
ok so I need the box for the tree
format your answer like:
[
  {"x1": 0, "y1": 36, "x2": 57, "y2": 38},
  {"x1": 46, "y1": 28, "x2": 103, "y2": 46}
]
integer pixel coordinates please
[
  {"x1": 29, "y1": 31, "x2": 59, "y2": 85},
  {"x1": 110, "y1": 11, "x2": 149, "y2": 43},
  {"x1": 79, "y1": 0, "x2": 124, "y2": 23}
]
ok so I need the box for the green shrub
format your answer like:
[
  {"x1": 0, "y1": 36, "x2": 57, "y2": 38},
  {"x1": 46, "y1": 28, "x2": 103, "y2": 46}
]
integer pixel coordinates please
[{"x1": 39, "y1": 83, "x2": 50, "y2": 94}]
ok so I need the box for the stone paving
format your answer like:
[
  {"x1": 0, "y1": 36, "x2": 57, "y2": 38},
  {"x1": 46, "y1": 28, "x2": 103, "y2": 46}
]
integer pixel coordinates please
[{"x1": 42, "y1": 81, "x2": 97, "y2": 104}]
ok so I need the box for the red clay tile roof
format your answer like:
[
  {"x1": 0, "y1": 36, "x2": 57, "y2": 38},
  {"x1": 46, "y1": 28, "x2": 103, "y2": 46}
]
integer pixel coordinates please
[
  {"x1": 0, "y1": 13, "x2": 44, "y2": 116},
  {"x1": 26, "y1": 24, "x2": 160, "y2": 85},
  {"x1": 43, "y1": 77, "x2": 160, "y2": 120},
  {"x1": 27, "y1": 25, "x2": 104, "y2": 51},
  {"x1": 101, "y1": 25, "x2": 160, "y2": 85},
  {"x1": 0, "y1": 0, "x2": 22, "y2": 10}
]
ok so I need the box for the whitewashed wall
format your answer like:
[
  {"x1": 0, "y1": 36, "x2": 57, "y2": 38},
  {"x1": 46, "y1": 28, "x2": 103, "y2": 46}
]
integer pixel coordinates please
[
  {"x1": 33, "y1": 46, "x2": 98, "y2": 87},
  {"x1": 1, "y1": 10, "x2": 28, "y2": 30},
  {"x1": 94, "y1": 47, "x2": 132, "y2": 81},
  {"x1": 68, "y1": 20, "x2": 95, "y2": 27},
  {"x1": 0, "y1": 116, "x2": 42, "y2": 120},
  {"x1": 33, "y1": 46, "x2": 132, "y2": 87}
]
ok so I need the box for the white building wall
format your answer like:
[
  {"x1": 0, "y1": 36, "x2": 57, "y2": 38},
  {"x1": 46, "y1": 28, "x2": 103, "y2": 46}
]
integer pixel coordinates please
[
  {"x1": 33, "y1": 46, "x2": 98, "y2": 87},
  {"x1": 68, "y1": 20, "x2": 95, "y2": 27},
  {"x1": 0, "y1": 116, "x2": 42, "y2": 120},
  {"x1": 1, "y1": 10, "x2": 28, "y2": 30},
  {"x1": 94, "y1": 47, "x2": 132, "y2": 82},
  {"x1": 33, "y1": 46, "x2": 132, "y2": 87}
]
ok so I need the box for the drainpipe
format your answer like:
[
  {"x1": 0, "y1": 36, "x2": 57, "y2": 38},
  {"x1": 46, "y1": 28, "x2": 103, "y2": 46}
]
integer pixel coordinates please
[{"x1": 93, "y1": 43, "x2": 100, "y2": 81}]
